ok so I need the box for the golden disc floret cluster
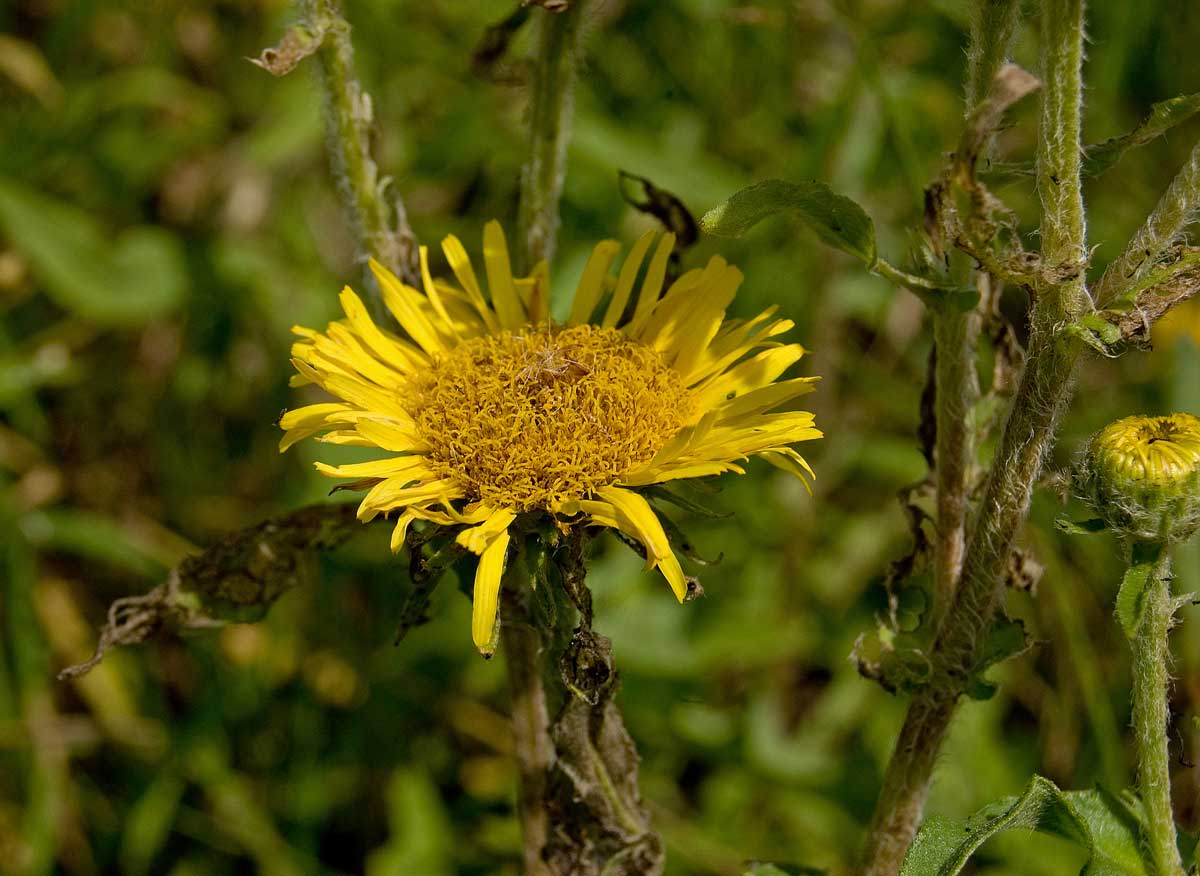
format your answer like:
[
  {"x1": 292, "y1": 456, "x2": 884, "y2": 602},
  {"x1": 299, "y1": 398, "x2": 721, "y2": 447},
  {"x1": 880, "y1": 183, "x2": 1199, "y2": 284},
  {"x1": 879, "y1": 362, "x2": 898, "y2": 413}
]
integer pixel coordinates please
[
  {"x1": 406, "y1": 324, "x2": 695, "y2": 511},
  {"x1": 1081, "y1": 412, "x2": 1200, "y2": 542}
]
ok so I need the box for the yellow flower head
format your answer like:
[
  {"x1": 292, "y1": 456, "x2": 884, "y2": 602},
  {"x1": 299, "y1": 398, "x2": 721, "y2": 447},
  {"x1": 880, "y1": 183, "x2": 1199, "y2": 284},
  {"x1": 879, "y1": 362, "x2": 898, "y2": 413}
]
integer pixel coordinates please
[
  {"x1": 1081, "y1": 412, "x2": 1200, "y2": 543},
  {"x1": 281, "y1": 222, "x2": 821, "y2": 654}
]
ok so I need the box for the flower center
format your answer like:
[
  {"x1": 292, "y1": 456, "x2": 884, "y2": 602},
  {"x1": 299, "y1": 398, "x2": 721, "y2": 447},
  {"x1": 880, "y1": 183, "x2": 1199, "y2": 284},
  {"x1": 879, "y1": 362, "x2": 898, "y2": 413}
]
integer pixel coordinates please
[
  {"x1": 405, "y1": 324, "x2": 695, "y2": 511},
  {"x1": 1094, "y1": 413, "x2": 1200, "y2": 484}
]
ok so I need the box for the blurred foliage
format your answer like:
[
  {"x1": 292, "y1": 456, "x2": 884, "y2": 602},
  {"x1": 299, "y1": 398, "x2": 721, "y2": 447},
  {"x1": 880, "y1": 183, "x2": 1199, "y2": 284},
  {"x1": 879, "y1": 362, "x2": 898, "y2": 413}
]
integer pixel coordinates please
[{"x1": 3, "y1": 1, "x2": 1200, "y2": 874}]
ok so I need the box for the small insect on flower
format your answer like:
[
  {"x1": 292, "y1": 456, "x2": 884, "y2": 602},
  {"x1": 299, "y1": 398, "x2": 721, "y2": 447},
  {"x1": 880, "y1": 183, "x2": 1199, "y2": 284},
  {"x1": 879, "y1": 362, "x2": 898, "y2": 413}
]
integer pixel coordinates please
[{"x1": 280, "y1": 221, "x2": 821, "y2": 655}]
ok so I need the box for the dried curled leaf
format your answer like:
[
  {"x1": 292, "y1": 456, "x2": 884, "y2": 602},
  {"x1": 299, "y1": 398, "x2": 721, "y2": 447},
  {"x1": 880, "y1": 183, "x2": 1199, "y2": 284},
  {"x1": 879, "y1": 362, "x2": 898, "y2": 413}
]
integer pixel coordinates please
[{"x1": 248, "y1": 22, "x2": 326, "y2": 76}]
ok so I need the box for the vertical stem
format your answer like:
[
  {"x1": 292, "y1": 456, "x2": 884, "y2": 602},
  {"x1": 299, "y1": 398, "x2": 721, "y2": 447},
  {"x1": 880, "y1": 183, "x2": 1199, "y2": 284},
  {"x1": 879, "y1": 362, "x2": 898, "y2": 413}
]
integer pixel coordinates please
[
  {"x1": 305, "y1": 0, "x2": 416, "y2": 285},
  {"x1": 929, "y1": 0, "x2": 1017, "y2": 633},
  {"x1": 515, "y1": 4, "x2": 589, "y2": 275},
  {"x1": 1131, "y1": 548, "x2": 1186, "y2": 876},
  {"x1": 860, "y1": 4, "x2": 1089, "y2": 873},
  {"x1": 501, "y1": 547, "x2": 554, "y2": 876},
  {"x1": 929, "y1": 311, "x2": 974, "y2": 634}
]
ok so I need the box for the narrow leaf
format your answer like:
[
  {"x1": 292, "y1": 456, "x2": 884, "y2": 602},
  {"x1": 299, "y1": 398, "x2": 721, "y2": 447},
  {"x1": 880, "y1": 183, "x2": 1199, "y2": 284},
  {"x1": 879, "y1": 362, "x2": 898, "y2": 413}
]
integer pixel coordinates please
[
  {"x1": 701, "y1": 179, "x2": 877, "y2": 265},
  {"x1": 1116, "y1": 541, "x2": 1164, "y2": 640},
  {"x1": 1085, "y1": 93, "x2": 1200, "y2": 177}
]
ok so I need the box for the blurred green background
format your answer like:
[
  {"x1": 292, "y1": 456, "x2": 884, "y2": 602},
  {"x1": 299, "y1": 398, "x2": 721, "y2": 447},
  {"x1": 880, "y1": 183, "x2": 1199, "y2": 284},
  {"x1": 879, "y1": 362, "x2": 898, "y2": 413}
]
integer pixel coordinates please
[{"x1": 3, "y1": 1, "x2": 1200, "y2": 874}]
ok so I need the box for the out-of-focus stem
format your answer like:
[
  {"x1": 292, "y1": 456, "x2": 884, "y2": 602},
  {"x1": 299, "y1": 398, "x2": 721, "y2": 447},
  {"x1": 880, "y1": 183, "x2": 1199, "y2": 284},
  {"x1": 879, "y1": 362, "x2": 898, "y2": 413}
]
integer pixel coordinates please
[
  {"x1": 304, "y1": 0, "x2": 416, "y2": 285},
  {"x1": 515, "y1": 3, "x2": 589, "y2": 274}
]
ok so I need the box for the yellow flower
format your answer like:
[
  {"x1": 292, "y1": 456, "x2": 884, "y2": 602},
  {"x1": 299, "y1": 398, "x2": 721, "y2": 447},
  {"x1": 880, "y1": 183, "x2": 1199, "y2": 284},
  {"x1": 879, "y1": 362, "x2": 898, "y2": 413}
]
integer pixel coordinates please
[
  {"x1": 281, "y1": 222, "x2": 821, "y2": 654},
  {"x1": 1081, "y1": 412, "x2": 1200, "y2": 542}
]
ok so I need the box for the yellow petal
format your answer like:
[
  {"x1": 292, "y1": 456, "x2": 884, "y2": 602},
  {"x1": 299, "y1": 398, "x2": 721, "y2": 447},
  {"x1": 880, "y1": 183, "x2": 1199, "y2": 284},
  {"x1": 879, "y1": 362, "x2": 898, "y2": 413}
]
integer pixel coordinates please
[
  {"x1": 596, "y1": 486, "x2": 671, "y2": 569},
  {"x1": 313, "y1": 455, "x2": 432, "y2": 479},
  {"x1": 390, "y1": 509, "x2": 420, "y2": 553},
  {"x1": 627, "y1": 232, "x2": 676, "y2": 332},
  {"x1": 457, "y1": 507, "x2": 518, "y2": 555},
  {"x1": 418, "y1": 245, "x2": 461, "y2": 342},
  {"x1": 601, "y1": 229, "x2": 656, "y2": 328},
  {"x1": 483, "y1": 221, "x2": 525, "y2": 329},
  {"x1": 442, "y1": 234, "x2": 500, "y2": 333},
  {"x1": 657, "y1": 550, "x2": 689, "y2": 602},
  {"x1": 338, "y1": 286, "x2": 430, "y2": 370},
  {"x1": 472, "y1": 530, "x2": 511, "y2": 656},
  {"x1": 517, "y1": 260, "x2": 551, "y2": 324},
  {"x1": 568, "y1": 240, "x2": 621, "y2": 325},
  {"x1": 370, "y1": 260, "x2": 447, "y2": 355}
]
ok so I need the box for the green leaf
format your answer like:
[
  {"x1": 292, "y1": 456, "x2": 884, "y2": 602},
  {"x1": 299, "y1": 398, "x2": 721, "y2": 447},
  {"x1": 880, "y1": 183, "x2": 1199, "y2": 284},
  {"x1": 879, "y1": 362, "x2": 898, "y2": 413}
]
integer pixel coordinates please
[
  {"x1": 965, "y1": 615, "x2": 1031, "y2": 700},
  {"x1": 701, "y1": 179, "x2": 877, "y2": 265},
  {"x1": 901, "y1": 776, "x2": 1148, "y2": 876},
  {"x1": 1116, "y1": 542, "x2": 1164, "y2": 640},
  {"x1": 1056, "y1": 517, "x2": 1110, "y2": 535},
  {"x1": 0, "y1": 179, "x2": 186, "y2": 327},
  {"x1": 1085, "y1": 93, "x2": 1200, "y2": 178}
]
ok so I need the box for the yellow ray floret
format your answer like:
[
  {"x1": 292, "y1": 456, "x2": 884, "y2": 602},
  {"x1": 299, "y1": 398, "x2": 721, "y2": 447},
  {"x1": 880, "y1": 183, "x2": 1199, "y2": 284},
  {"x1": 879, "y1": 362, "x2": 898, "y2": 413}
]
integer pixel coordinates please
[{"x1": 280, "y1": 221, "x2": 821, "y2": 655}]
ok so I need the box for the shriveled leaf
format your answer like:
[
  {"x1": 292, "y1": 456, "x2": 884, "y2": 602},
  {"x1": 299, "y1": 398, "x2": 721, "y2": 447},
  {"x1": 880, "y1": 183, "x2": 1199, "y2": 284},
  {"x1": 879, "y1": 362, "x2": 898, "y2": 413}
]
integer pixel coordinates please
[
  {"x1": 1115, "y1": 541, "x2": 1163, "y2": 640},
  {"x1": 901, "y1": 776, "x2": 1148, "y2": 876},
  {"x1": 0, "y1": 179, "x2": 186, "y2": 327},
  {"x1": 701, "y1": 179, "x2": 877, "y2": 265},
  {"x1": 1085, "y1": 93, "x2": 1200, "y2": 177}
]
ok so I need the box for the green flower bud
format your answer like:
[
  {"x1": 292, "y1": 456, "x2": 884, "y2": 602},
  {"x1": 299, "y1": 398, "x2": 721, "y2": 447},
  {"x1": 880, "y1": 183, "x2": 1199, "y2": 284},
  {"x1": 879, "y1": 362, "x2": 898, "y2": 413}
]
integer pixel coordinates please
[{"x1": 1079, "y1": 412, "x2": 1200, "y2": 543}]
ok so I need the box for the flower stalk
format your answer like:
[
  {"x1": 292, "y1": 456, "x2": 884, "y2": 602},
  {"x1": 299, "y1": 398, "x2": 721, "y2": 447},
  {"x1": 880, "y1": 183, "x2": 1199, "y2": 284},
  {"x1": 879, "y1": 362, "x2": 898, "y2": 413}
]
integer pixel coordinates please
[
  {"x1": 1127, "y1": 544, "x2": 1186, "y2": 876},
  {"x1": 302, "y1": 0, "x2": 416, "y2": 285},
  {"x1": 516, "y1": 2, "x2": 589, "y2": 274}
]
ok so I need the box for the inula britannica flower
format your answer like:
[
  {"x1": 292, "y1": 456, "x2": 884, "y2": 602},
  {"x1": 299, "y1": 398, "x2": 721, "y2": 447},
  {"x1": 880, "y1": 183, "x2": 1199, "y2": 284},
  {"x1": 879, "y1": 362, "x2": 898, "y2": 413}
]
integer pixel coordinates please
[
  {"x1": 1080, "y1": 412, "x2": 1200, "y2": 543},
  {"x1": 281, "y1": 222, "x2": 821, "y2": 653}
]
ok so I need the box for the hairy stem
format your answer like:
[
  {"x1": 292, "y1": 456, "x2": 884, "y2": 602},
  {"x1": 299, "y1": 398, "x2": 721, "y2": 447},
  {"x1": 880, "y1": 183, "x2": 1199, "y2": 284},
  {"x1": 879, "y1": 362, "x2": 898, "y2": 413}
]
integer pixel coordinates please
[
  {"x1": 1130, "y1": 547, "x2": 1185, "y2": 876},
  {"x1": 515, "y1": 3, "x2": 589, "y2": 274},
  {"x1": 304, "y1": 0, "x2": 416, "y2": 285},
  {"x1": 928, "y1": 0, "x2": 1018, "y2": 630},
  {"x1": 929, "y1": 311, "x2": 975, "y2": 633},
  {"x1": 860, "y1": 3, "x2": 1088, "y2": 873},
  {"x1": 1093, "y1": 139, "x2": 1200, "y2": 308},
  {"x1": 501, "y1": 549, "x2": 554, "y2": 876},
  {"x1": 965, "y1": 0, "x2": 1021, "y2": 113}
]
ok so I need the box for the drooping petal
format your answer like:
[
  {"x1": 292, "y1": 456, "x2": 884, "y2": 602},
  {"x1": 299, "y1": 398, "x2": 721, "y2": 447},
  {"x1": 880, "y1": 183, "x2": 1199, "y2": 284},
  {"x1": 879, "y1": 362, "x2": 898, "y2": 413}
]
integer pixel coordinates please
[
  {"x1": 457, "y1": 507, "x2": 518, "y2": 554},
  {"x1": 472, "y1": 530, "x2": 511, "y2": 656}
]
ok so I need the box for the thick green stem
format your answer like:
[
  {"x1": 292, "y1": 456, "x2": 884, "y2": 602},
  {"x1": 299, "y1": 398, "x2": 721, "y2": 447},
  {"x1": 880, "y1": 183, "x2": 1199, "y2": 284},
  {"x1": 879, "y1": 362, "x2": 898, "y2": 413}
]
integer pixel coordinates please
[
  {"x1": 1093, "y1": 139, "x2": 1200, "y2": 308},
  {"x1": 860, "y1": 3, "x2": 1088, "y2": 873},
  {"x1": 515, "y1": 4, "x2": 589, "y2": 274},
  {"x1": 1130, "y1": 547, "x2": 1185, "y2": 876},
  {"x1": 304, "y1": 0, "x2": 415, "y2": 285}
]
